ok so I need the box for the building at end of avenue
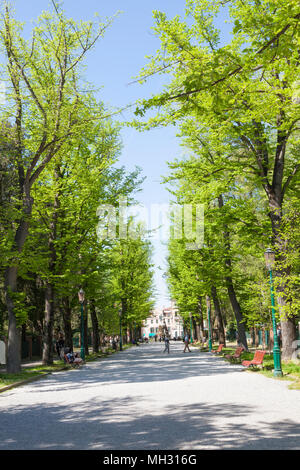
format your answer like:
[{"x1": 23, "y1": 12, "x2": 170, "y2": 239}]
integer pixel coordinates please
[{"x1": 141, "y1": 300, "x2": 184, "y2": 339}]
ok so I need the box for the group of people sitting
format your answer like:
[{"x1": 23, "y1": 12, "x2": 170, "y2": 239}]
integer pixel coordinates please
[
  {"x1": 55, "y1": 333, "x2": 84, "y2": 365},
  {"x1": 102, "y1": 335, "x2": 119, "y2": 350},
  {"x1": 64, "y1": 349, "x2": 84, "y2": 365}
]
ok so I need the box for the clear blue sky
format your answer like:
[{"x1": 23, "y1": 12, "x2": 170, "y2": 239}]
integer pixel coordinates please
[{"x1": 11, "y1": 0, "x2": 232, "y2": 307}]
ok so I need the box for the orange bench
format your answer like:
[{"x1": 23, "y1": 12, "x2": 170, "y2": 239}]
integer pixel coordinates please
[
  {"x1": 225, "y1": 346, "x2": 244, "y2": 363},
  {"x1": 213, "y1": 344, "x2": 224, "y2": 354},
  {"x1": 242, "y1": 350, "x2": 266, "y2": 368}
]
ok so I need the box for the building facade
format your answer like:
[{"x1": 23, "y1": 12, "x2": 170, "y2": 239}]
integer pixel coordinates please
[{"x1": 141, "y1": 300, "x2": 184, "y2": 339}]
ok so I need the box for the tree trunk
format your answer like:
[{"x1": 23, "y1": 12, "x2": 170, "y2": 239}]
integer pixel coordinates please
[
  {"x1": 84, "y1": 303, "x2": 89, "y2": 356},
  {"x1": 226, "y1": 279, "x2": 248, "y2": 351},
  {"x1": 5, "y1": 266, "x2": 21, "y2": 373},
  {"x1": 129, "y1": 327, "x2": 133, "y2": 342},
  {"x1": 281, "y1": 317, "x2": 297, "y2": 361},
  {"x1": 192, "y1": 317, "x2": 199, "y2": 341},
  {"x1": 42, "y1": 179, "x2": 60, "y2": 365},
  {"x1": 42, "y1": 282, "x2": 54, "y2": 365},
  {"x1": 269, "y1": 328, "x2": 274, "y2": 353},
  {"x1": 211, "y1": 286, "x2": 226, "y2": 346},
  {"x1": 254, "y1": 327, "x2": 260, "y2": 348},
  {"x1": 218, "y1": 195, "x2": 248, "y2": 351},
  {"x1": 21, "y1": 323, "x2": 26, "y2": 343},
  {"x1": 99, "y1": 327, "x2": 106, "y2": 351},
  {"x1": 197, "y1": 297, "x2": 205, "y2": 343},
  {"x1": 195, "y1": 322, "x2": 200, "y2": 342},
  {"x1": 271, "y1": 207, "x2": 298, "y2": 360},
  {"x1": 262, "y1": 326, "x2": 266, "y2": 350},
  {"x1": 265, "y1": 155, "x2": 297, "y2": 359},
  {"x1": 62, "y1": 298, "x2": 73, "y2": 351},
  {"x1": 121, "y1": 297, "x2": 127, "y2": 344},
  {"x1": 192, "y1": 318, "x2": 198, "y2": 341},
  {"x1": 5, "y1": 191, "x2": 33, "y2": 373},
  {"x1": 90, "y1": 300, "x2": 99, "y2": 353}
]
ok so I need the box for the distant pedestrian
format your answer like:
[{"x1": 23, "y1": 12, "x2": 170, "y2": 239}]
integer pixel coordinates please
[
  {"x1": 163, "y1": 336, "x2": 170, "y2": 354},
  {"x1": 277, "y1": 326, "x2": 282, "y2": 348},
  {"x1": 183, "y1": 334, "x2": 191, "y2": 353},
  {"x1": 56, "y1": 333, "x2": 65, "y2": 359}
]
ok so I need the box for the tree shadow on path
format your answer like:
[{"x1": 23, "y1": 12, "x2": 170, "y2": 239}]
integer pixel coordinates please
[
  {"x1": 0, "y1": 396, "x2": 299, "y2": 450},
  {"x1": 26, "y1": 342, "x2": 244, "y2": 393}
]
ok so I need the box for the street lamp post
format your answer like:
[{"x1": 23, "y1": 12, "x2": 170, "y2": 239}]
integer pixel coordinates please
[
  {"x1": 119, "y1": 308, "x2": 123, "y2": 351},
  {"x1": 264, "y1": 248, "x2": 283, "y2": 377},
  {"x1": 206, "y1": 296, "x2": 212, "y2": 352},
  {"x1": 189, "y1": 313, "x2": 193, "y2": 344},
  {"x1": 78, "y1": 288, "x2": 85, "y2": 361}
]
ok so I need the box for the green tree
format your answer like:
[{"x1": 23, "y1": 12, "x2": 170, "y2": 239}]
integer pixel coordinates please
[
  {"x1": 134, "y1": 0, "x2": 300, "y2": 359},
  {"x1": 0, "y1": 2, "x2": 116, "y2": 372},
  {"x1": 108, "y1": 225, "x2": 155, "y2": 342}
]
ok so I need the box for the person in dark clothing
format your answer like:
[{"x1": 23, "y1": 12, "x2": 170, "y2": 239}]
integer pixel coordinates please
[
  {"x1": 56, "y1": 333, "x2": 65, "y2": 359},
  {"x1": 277, "y1": 326, "x2": 282, "y2": 348},
  {"x1": 183, "y1": 334, "x2": 191, "y2": 353},
  {"x1": 163, "y1": 336, "x2": 170, "y2": 354}
]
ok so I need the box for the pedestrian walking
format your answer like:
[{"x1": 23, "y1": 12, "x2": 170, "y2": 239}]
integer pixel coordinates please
[
  {"x1": 183, "y1": 334, "x2": 191, "y2": 353},
  {"x1": 163, "y1": 336, "x2": 170, "y2": 353},
  {"x1": 112, "y1": 337, "x2": 117, "y2": 350}
]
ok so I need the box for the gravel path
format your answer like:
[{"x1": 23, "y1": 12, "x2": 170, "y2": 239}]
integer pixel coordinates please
[{"x1": 0, "y1": 342, "x2": 299, "y2": 450}]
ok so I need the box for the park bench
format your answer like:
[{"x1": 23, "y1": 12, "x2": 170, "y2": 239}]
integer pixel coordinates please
[
  {"x1": 225, "y1": 346, "x2": 244, "y2": 363},
  {"x1": 213, "y1": 344, "x2": 224, "y2": 355},
  {"x1": 242, "y1": 350, "x2": 266, "y2": 369}
]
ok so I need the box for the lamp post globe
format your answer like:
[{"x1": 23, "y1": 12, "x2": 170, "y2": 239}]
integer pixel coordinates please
[{"x1": 264, "y1": 247, "x2": 276, "y2": 271}]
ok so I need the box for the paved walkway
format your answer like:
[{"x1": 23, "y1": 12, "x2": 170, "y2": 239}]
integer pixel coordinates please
[{"x1": 0, "y1": 342, "x2": 299, "y2": 450}]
